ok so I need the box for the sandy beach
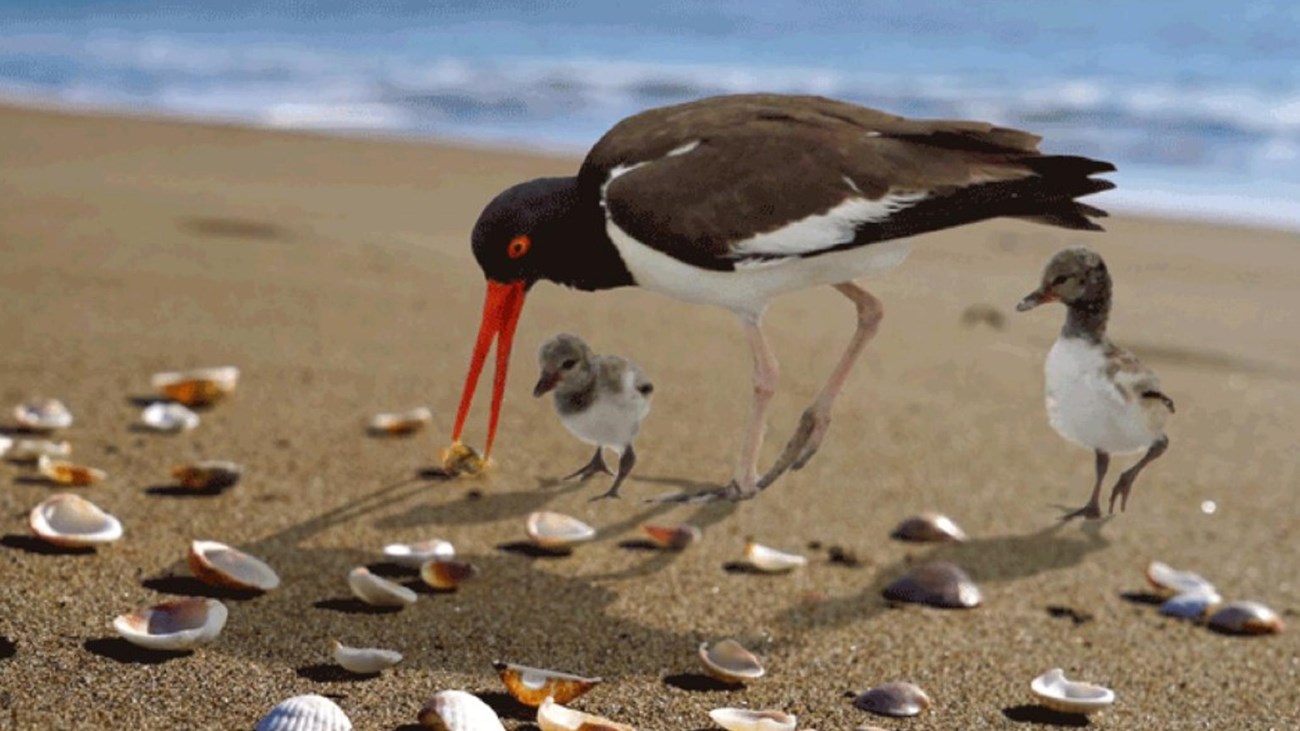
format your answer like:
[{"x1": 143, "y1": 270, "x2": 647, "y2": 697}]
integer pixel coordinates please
[{"x1": 0, "y1": 103, "x2": 1296, "y2": 730}]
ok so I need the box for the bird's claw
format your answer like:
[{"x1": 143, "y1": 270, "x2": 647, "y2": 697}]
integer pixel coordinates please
[
  {"x1": 562, "y1": 454, "x2": 614, "y2": 482},
  {"x1": 588, "y1": 490, "x2": 621, "y2": 502},
  {"x1": 643, "y1": 480, "x2": 755, "y2": 504},
  {"x1": 1108, "y1": 480, "x2": 1132, "y2": 514},
  {"x1": 759, "y1": 408, "x2": 830, "y2": 487},
  {"x1": 1060, "y1": 501, "x2": 1103, "y2": 521}
]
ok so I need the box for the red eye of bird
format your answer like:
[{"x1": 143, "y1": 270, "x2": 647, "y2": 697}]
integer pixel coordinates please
[{"x1": 507, "y1": 235, "x2": 531, "y2": 259}]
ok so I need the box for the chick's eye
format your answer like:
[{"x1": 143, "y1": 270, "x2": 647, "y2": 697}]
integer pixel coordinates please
[
  {"x1": 560, "y1": 359, "x2": 577, "y2": 370},
  {"x1": 1051, "y1": 275, "x2": 1069, "y2": 286},
  {"x1": 507, "y1": 235, "x2": 531, "y2": 259}
]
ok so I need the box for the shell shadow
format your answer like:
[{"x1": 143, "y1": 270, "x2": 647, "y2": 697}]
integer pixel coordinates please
[
  {"x1": 662, "y1": 672, "x2": 743, "y2": 692},
  {"x1": 142, "y1": 574, "x2": 264, "y2": 601},
  {"x1": 83, "y1": 637, "x2": 191, "y2": 665},
  {"x1": 477, "y1": 691, "x2": 535, "y2": 721},
  {"x1": 312, "y1": 598, "x2": 403, "y2": 615},
  {"x1": 144, "y1": 484, "x2": 230, "y2": 498},
  {"x1": 1, "y1": 534, "x2": 95, "y2": 556},
  {"x1": 1002, "y1": 704, "x2": 1091, "y2": 726},
  {"x1": 0, "y1": 636, "x2": 15, "y2": 660},
  {"x1": 295, "y1": 663, "x2": 379, "y2": 682}
]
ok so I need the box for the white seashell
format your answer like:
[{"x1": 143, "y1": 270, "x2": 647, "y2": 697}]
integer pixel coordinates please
[
  {"x1": 493, "y1": 662, "x2": 602, "y2": 707},
  {"x1": 5, "y1": 438, "x2": 71, "y2": 462},
  {"x1": 418, "y1": 689, "x2": 506, "y2": 731},
  {"x1": 708, "y1": 707, "x2": 796, "y2": 731},
  {"x1": 332, "y1": 640, "x2": 402, "y2": 674},
  {"x1": 1207, "y1": 600, "x2": 1285, "y2": 635},
  {"x1": 37, "y1": 454, "x2": 107, "y2": 486},
  {"x1": 383, "y1": 539, "x2": 455, "y2": 568},
  {"x1": 13, "y1": 398, "x2": 73, "y2": 431},
  {"x1": 172, "y1": 460, "x2": 243, "y2": 490},
  {"x1": 151, "y1": 366, "x2": 239, "y2": 406},
  {"x1": 890, "y1": 513, "x2": 968, "y2": 542},
  {"x1": 368, "y1": 406, "x2": 433, "y2": 436},
  {"x1": 853, "y1": 682, "x2": 932, "y2": 717},
  {"x1": 112, "y1": 597, "x2": 227, "y2": 651},
  {"x1": 1145, "y1": 561, "x2": 1215, "y2": 597},
  {"x1": 526, "y1": 511, "x2": 596, "y2": 549},
  {"x1": 744, "y1": 541, "x2": 807, "y2": 573},
  {"x1": 140, "y1": 402, "x2": 200, "y2": 432},
  {"x1": 255, "y1": 694, "x2": 353, "y2": 731},
  {"x1": 29, "y1": 493, "x2": 123, "y2": 547},
  {"x1": 882, "y1": 561, "x2": 982, "y2": 609},
  {"x1": 347, "y1": 567, "x2": 417, "y2": 607},
  {"x1": 1030, "y1": 668, "x2": 1115, "y2": 714},
  {"x1": 0, "y1": 435, "x2": 10, "y2": 459},
  {"x1": 699, "y1": 639, "x2": 765, "y2": 683},
  {"x1": 188, "y1": 540, "x2": 280, "y2": 592},
  {"x1": 1158, "y1": 588, "x2": 1222, "y2": 620},
  {"x1": 537, "y1": 696, "x2": 634, "y2": 731},
  {"x1": 642, "y1": 523, "x2": 702, "y2": 550}
]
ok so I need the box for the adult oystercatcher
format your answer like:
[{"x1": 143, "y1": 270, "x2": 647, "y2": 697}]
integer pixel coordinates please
[{"x1": 446, "y1": 93, "x2": 1115, "y2": 500}]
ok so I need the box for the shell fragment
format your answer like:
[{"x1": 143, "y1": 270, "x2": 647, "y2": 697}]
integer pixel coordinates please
[
  {"x1": 383, "y1": 539, "x2": 455, "y2": 568},
  {"x1": 140, "y1": 402, "x2": 201, "y2": 432},
  {"x1": 332, "y1": 640, "x2": 402, "y2": 674},
  {"x1": 347, "y1": 567, "x2": 418, "y2": 607},
  {"x1": 743, "y1": 541, "x2": 807, "y2": 573},
  {"x1": 13, "y1": 398, "x2": 73, "y2": 431},
  {"x1": 526, "y1": 511, "x2": 596, "y2": 549},
  {"x1": 37, "y1": 454, "x2": 106, "y2": 486},
  {"x1": 1030, "y1": 668, "x2": 1115, "y2": 714},
  {"x1": 537, "y1": 696, "x2": 634, "y2": 731},
  {"x1": 708, "y1": 707, "x2": 796, "y2": 731},
  {"x1": 368, "y1": 406, "x2": 433, "y2": 436},
  {"x1": 699, "y1": 639, "x2": 764, "y2": 683},
  {"x1": 151, "y1": 366, "x2": 239, "y2": 406}
]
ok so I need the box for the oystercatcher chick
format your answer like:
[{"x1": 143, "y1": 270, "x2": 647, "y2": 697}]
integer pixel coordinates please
[
  {"x1": 533, "y1": 334, "x2": 652, "y2": 500},
  {"x1": 1017, "y1": 247, "x2": 1174, "y2": 520}
]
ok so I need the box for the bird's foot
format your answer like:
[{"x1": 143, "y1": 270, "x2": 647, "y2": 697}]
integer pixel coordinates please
[
  {"x1": 1060, "y1": 500, "x2": 1103, "y2": 521},
  {"x1": 588, "y1": 488, "x2": 622, "y2": 502},
  {"x1": 1108, "y1": 479, "x2": 1133, "y2": 514},
  {"x1": 759, "y1": 408, "x2": 830, "y2": 487},
  {"x1": 562, "y1": 451, "x2": 614, "y2": 482},
  {"x1": 644, "y1": 479, "x2": 756, "y2": 504}
]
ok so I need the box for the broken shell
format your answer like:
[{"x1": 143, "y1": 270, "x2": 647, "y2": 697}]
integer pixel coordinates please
[
  {"x1": 537, "y1": 696, "x2": 634, "y2": 731},
  {"x1": 140, "y1": 401, "x2": 201, "y2": 432},
  {"x1": 256, "y1": 694, "x2": 353, "y2": 731},
  {"x1": 383, "y1": 539, "x2": 455, "y2": 568},
  {"x1": 1029, "y1": 668, "x2": 1115, "y2": 715},
  {"x1": 187, "y1": 540, "x2": 280, "y2": 592},
  {"x1": 5, "y1": 438, "x2": 71, "y2": 462},
  {"x1": 1145, "y1": 561, "x2": 1215, "y2": 597},
  {"x1": 29, "y1": 493, "x2": 123, "y2": 547},
  {"x1": 526, "y1": 511, "x2": 596, "y2": 549},
  {"x1": 439, "y1": 441, "x2": 489, "y2": 476},
  {"x1": 882, "y1": 561, "x2": 982, "y2": 608},
  {"x1": 698, "y1": 639, "x2": 765, "y2": 683},
  {"x1": 171, "y1": 460, "x2": 243, "y2": 490},
  {"x1": 493, "y1": 661, "x2": 603, "y2": 707},
  {"x1": 419, "y1": 559, "x2": 479, "y2": 591},
  {"x1": 1207, "y1": 600, "x2": 1285, "y2": 635},
  {"x1": 889, "y1": 513, "x2": 968, "y2": 543},
  {"x1": 743, "y1": 540, "x2": 807, "y2": 573},
  {"x1": 418, "y1": 690, "x2": 506, "y2": 731},
  {"x1": 708, "y1": 707, "x2": 796, "y2": 731},
  {"x1": 13, "y1": 398, "x2": 73, "y2": 431},
  {"x1": 853, "y1": 682, "x2": 932, "y2": 718},
  {"x1": 1158, "y1": 588, "x2": 1222, "y2": 620},
  {"x1": 112, "y1": 597, "x2": 227, "y2": 651},
  {"x1": 643, "y1": 523, "x2": 702, "y2": 550},
  {"x1": 368, "y1": 406, "x2": 433, "y2": 436},
  {"x1": 151, "y1": 366, "x2": 239, "y2": 406},
  {"x1": 332, "y1": 640, "x2": 402, "y2": 674},
  {"x1": 347, "y1": 566, "x2": 417, "y2": 607},
  {"x1": 37, "y1": 454, "x2": 106, "y2": 486}
]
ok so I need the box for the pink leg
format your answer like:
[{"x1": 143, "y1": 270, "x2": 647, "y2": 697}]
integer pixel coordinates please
[{"x1": 727, "y1": 312, "x2": 780, "y2": 499}]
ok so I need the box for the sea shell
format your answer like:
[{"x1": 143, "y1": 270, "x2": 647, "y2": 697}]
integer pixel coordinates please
[
  {"x1": 347, "y1": 566, "x2": 418, "y2": 607},
  {"x1": 853, "y1": 682, "x2": 932, "y2": 718},
  {"x1": 882, "y1": 561, "x2": 982, "y2": 608},
  {"x1": 0, "y1": 435, "x2": 10, "y2": 459},
  {"x1": 526, "y1": 511, "x2": 596, "y2": 549},
  {"x1": 1207, "y1": 600, "x2": 1285, "y2": 635},
  {"x1": 419, "y1": 559, "x2": 479, "y2": 591},
  {"x1": 140, "y1": 402, "x2": 201, "y2": 432},
  {"x1": 1029, "y1": 668, "x2": 1115, "y2": 714},
  {"x1": 1145, "y1": 561, "x2": 1215, "y2": 597},
  {"x1": 332, "y1": 640, "x2": 402, "y2": 674},
  {"x1": 699, "y1": 639, "x2": 765, "y2": 683},
  {"x1": 171, "y1": 460, "x2": 243, "y2": 490},
  {"x1": 743, "y1": 541, "x2": 807, "y2": 573},
  {"x1": 439, "y1": 441, "x2": 489, "y2": 476},
  {"x1": 368, "y1": 406, "x2": 433, "y2": 436},
  {"x1": 418, "y1": 690, "x2": 506, "y2": 731},
  {"x1": 708, "y1": 707, "x2": 796, "y2": 731},
  {"x1": 29, "y1": 493, "x2": 123, "y2": 547},
  {"x1": 642, "y1": 523, "x2": 702, "y2": 550},
  {"x1": 1158, "y1": 588, "x2": 1222, "y2": 620},
  {"x1": 889, "y1": 513, "x2": 968, "y2": 543},
  {"x1": 13, "y1": 398, "x2": 73, "y2": 431},
  {"x1": 255, "y1": 694, "x2": 353, "y2": 731},
  {"x1": 187, "y1": 540, "x2": 280, "y2": 592},
  {"x1": 151, "y1": 366, "x2": 240, "y2": 406},
  {"x1": 493, "y1": 661, "x2": 603, "y2": 706},
  {"x1": 37, "y1": 454, "x2": 106, "y2": 486},
  {"x1": 383, "y1": 539, "x2": 455, "y2": 568},
  {"x1": 537, "y1": 696, "x2": 634, "y2": 731},
  {"x1": 112, "y1": 597, "x2": 227, "y2": 651},
  {"x1": 4, "y1": 438, "x2": 71, "y2": 462}
]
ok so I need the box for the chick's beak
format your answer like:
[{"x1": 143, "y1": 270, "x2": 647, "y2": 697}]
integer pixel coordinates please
[
  {"x1": 1017, "y1": 288, "x2": 1055, "y2": 312},
  {"x1": 532, "y1": 370, "x2": 560, "y2": 398}
]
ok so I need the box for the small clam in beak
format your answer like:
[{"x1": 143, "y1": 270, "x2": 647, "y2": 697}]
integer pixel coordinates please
[
  {"x1": 532, "y1": 370, "x2": 561, "y2": 398},
  {"x1": 1016, "y1": 288, "x2": 1056, "y2": 312}
]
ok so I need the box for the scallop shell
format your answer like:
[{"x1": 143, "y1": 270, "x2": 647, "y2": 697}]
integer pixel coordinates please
[
  {"x1": 255, "y1": 694, "x2": 353, "y2": 731},
  {"x1": 29, "y1": 493, "x2": 123, "y2": 547},
  {"x1": 112, "y1": 597, "x2": 227, "y2": 651},
  {"x1": 708, "y1": 707, "x2": 796, "y2": 731},
  {"x1": 5, "y1": 438, "x2": 71, "y2": 462},
  {"x1": 140, "y1": 402, "x2": 201, "y2": 432},
  {"x1": 1145, "y1": 561, "x2": 1215, "y2": 597},
  {"x1": 383, "y1": 539, "x2": 455, "y2": 568},
  {"x1": 368, "y1": 406, "x2": 433, "y2": 436},
  {"x1": 151, "y1": 366, "x2": 239, "y2": 406},
  {"x1": 1158, "y1": 588, "x2": 1222, "y2": 620},
  {"x1": 889, "y1": 513, "x2": 968, "y2": 543},
  {"x1": 172, "y1": 460, "x2": 243, "y2": 490},
  {"x1": 418, "y1": 690, "x2": 506, "y2": 731},
  {"x1": 1029, "y1": 668, "x2": 1115, "y2": 714},
  {"x1": 526, "y1": 511, "x2": 596, "y2": 549},
  {"x1": 493, "y1": 661, "x2": 603, "y2": 706},
  {"x1": 882, "y1": 561, "x2": 982, "y2": 608},
  {"x1": 642, "y1": 523, "x2": 702, "y2": 550},
  {"x1": 537, "y1": 696, "x2": 634, "y2": 731},
  {"x1": 37, "y1": 454, "x2": 106, "y2": 486},
  {"x1": 13, "y1": 398, "x2": 73, "y2": 431},
  {"x1": 187, "y1": 540, "x2": 280, "y2": 592},
  {"x1": 419, "y1": 559, "x2": 479, "y2": 591},
  {"x1": 743, "y1": 541, "x2": 807, "y2": 573},
  {"x1": 1207, "y1": 600, "x2": 1285, "y2": 635},
  {"x1": 332, "y1": 640, "x2": 402, "y2": 674},
  {"x1": 439, "y1": 441, "x2": 489, "y2": 476},
  {"x1": 347, "y1": 566, "x2": 418, "y2": 607},
  {"x1": 853, "y1": 682, "x2": 932, "y2": 718},
  {"x1": 699, "y1": 639, "x2": 764, "y2": 683}
]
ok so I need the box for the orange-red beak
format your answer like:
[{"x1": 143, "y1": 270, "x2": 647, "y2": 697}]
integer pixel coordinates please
[{"x1": 451, "y1": 279, "x2": 528, "y2": 459}]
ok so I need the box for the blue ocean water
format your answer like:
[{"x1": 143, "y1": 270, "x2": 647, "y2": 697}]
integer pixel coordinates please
[{"x1": 3, "y1": 1, "x2": 1299, "y2": 228}]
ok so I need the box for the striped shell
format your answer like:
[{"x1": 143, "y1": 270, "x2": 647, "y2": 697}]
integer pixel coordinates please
[
  {"x1": 255, "y1": 694, "x2": 352, "y2": 731},
  {"x1": 418, "y1": 690, "x2": 506, "y2": 731},
  {"x1": 1207, "y1": 601, "x2": 1285, "y2": 635},
  {"x1": 853, "y1": 682, "x2": 932, "y2": 718}
]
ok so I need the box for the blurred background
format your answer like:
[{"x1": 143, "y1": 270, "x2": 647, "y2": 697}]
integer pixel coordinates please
[{"x1": 3, "y1": 0, "x2": 1298, "y2": 228}]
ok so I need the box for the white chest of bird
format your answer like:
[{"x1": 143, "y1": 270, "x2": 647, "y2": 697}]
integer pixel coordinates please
[
  {"x1": 1044, "y1": 336, "x2": 1159, "y2": 455},
  {"x1": 560, "y1": 369, "x2": 651, "y2": 450}
]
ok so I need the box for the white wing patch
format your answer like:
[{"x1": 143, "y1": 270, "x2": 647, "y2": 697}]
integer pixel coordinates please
[
  {"x1": 599, "y1": 140, "x2": 702, "y2": 209},
  {"x1": 730, "y1": 191, "x2": 928, "y2": 258}
]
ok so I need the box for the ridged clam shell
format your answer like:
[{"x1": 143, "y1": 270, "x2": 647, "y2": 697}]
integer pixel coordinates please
[
  {"x1": 699, "y1": 639, "x2": 764, "y2": 683},
  {"x1": 1029, "y1": 668, "x2": 1114, "y2": 714},
  {"x1": 112, "y1": 597, "x2": 227, "y2": 651},
  {"x1": 493, "y1": 661, "x2": 602, "y2": 706},
  {"x1": 151, "y1": 366, "x2": 239, "y2": 406},
  {"x1": 419, "y1": 559, "x2": 478, "y2": 591},
  {"x1": 187, "y1": 540, "x2": 280, "y2": 592},
  {"x1": 368, "y1": 406, "x2": 433, "y2": 435},
  {"x1": 1158, "y1": 588, "x2": 1221, "y2": 620},
  {"x1": 37, "y1": 454, "x2": 107, "y2": 486},
  {"x1": 537, "y1": 696, "x2": 634, "y2": 731},
  {"x1": 333, "y1": 640, "x2": 402, "y2": 674},
  {"x1": 1207, "y1": 600, "x2": 1285, "y2": 635},
  {"x1": 526, "y1": 511, "x2": 596, "y2": 549},
  {"x1": 140, "y1": 402, "x2": 201, "y2": 432},
  {"x1": 882, "y1": 561, "x2": 982, "y2": 608},
  {"x1": 439, "y1": 441, "x2": 489, "y2": 476},
  {"x1": 889, "y1": 513, "x2": 968, "y2": 543},
  {"x1": 743, "y1": 541, "x2": 807, "y2": 573},
  {"x1": 853, "y1": 682, "x2": 932, "y2": 717},
  {"x1": 5, "y1": 438, "x2": 71, "y2": 462},
  {"x1": 172, "y1": 460, "x2": 243, "y2": 490},
  {"x1": 255, "y1": 694, "x2": 352, "y2": 731},
  {"x1": 383, "y1": 539, "x2": 455, "y2": 568},
  {"x1": 708, "y1": 707, "x2": 796, "y2": 731},
  {"x1": 13, "y1": 398, "x2": 73, "y2": 431},
  {"x1": 642, "y1": 523, "x2": 702, "y2": 550},
  {"x1": 418, "y1": 690, "x2": 506, "y2": 731},
  {"x1": 1145, "y1": 561, "x2": 1215, "y2": 597},
  {"x1": 29, "y1": 493, "x2": 123, "y2": 547}
]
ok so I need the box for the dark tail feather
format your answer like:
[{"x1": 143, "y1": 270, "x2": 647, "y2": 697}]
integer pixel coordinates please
[{"x1": 1011, "y1": 154, "x2": 1116, "y2": 231}]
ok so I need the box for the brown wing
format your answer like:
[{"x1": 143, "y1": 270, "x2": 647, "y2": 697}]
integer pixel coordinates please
[{"x1": 1105, "y1": 341, "x2": 1167, "y2": 406}]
